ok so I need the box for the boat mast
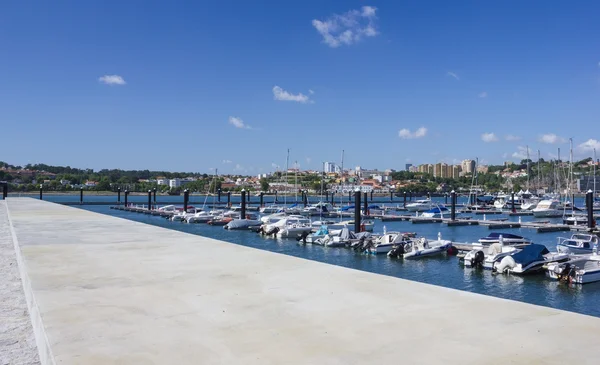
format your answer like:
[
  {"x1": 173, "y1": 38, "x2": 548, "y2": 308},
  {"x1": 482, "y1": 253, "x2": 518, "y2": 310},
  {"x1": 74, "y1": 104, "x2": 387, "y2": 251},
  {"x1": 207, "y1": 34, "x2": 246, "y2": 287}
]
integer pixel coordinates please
[
  {"x1": 526, "y1": 145, "x2": 530, "y2": 192},
  {"x1": 285, "y1": 148, "x2": 289, "y2": 206},
  {"x1": 320, "y1": 161, "x2": 325, "y2": 221},
  {"x1": 537, "y1": 149, "x2": 541, "y2": 193},
  {"x1": 340, "y1": 149, "x2": 345, "y2": 218},
  {"x1": 294, "y1": 160, "x2": 298, "y2": 203},
  {"x1": 557, "y1": 148, "x2": 561, "y2": 196},
  {"x1": 594, "y1": 148, "x2": 597, "y2": 199}
]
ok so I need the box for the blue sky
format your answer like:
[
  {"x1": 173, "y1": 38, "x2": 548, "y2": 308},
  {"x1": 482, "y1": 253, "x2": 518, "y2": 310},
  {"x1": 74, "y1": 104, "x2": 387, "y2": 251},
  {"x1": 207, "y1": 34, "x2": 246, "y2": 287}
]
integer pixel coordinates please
[{"x1": 1, "y1": 1, "x2": 600, "y2": 174}]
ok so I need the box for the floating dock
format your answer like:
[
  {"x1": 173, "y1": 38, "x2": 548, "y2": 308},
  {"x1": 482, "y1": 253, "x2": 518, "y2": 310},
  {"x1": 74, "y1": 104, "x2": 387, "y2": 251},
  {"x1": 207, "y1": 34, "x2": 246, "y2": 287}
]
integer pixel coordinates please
[{"x1": 5, "y1": 198, "x2": 600, "y2": 364}]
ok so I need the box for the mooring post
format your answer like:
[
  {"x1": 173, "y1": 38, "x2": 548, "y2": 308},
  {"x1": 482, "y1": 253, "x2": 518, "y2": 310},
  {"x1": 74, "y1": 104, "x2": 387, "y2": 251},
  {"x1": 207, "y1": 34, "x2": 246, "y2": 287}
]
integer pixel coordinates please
[
  {"x1": 451, "y1": 190, "x2": 456, "y2": 221},
  {"x1": 572, "y1": 193, "x2": 576, "y2": 209},
  {"x1": 1, "y1": 183, "x2": 7, "y2": 200},
  {"x1": 148, "y1": 190, "x2": 152, "y2": 211},
  {"x1": 354, "y1": 190, "x2": 362, "y2": 233},
  {"x1": 275, "y1": 190, "x2": 278, "y2": 203},
  {"x1": 331, "y1": 191, "x2": 335, "y2": 206},
  {"x1": 39, "y1": 184, "x2": 43, "y2": 200},
  {"x1": 153, "y1": 188, "x2": 157, "y2": 203},
  {"x1": 217, "y1": 188, "x2": 221, "y2": 202},
  {"x1": 303, "y1": 190, "x2": 308, "y2": 207},
  {"x1": 587, "y1": 190, "x2": 595, "y2": 229},
  {"x1": 227, "y1": 191, "x2": 231, "y2": 207},
  {"x1": 390, "y1": 191, "x2": 393, "y2": 201},
  {"x1": 325, "y1": 190, "x2": 329, "y2": 202},
  {"x1": 370, "y1": 190, "x2": 373, "y2": 201},
  {"x1": 427, "y1": 191, "x2": 431, "y2": 200},
  {"x1": 260, "y1": 192, "x2": 264, "y2": 207},
  {"x1": 403, "y1": 191, "x2": 407, "y2": 208},
  {"x1": 348, "y1": 191, "x2": 352, "y2": 203},
  {"x1": 363, "y1": 192, "x2": 369, "y2": 216},
  {"x1": 511, "y1": 191, "x2": 516, "y2": 213},
  {"x1": 247, "y1": 190, "x2": 250, "y2": 202},
  {"x1": 117, "y1": 187, "x2": 121, "y2": 203},
  {"x1": 183, "y1": 189, "x2": 189, "y2": 213},
  {"x1": 241, "y1": 190, "x2": 247, "y2": 219},
  {"x1": 409, "y1": 191, "x2": 412, "y2": 201},
  {"x1": 445, "y1": 193, "x2": 448, "y2": 204},
  {"x1": 124, "y1": 190, "x2": 129, "y2": 207},
  {"x1": 79, "y1": 187, "x2": 83, "y2": 205}
]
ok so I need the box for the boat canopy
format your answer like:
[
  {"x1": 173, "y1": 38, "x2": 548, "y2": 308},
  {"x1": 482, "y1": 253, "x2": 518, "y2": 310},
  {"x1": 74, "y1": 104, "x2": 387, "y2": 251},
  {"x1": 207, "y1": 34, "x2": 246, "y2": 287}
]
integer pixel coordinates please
[
  {"x1": 314, "y1": 225, "x2": 329, "y2": 236},
  {"x1": 511, "y1": 244, "x2": 549, "y2": 267},
  {"x1": 341, "y1": 205, "x2": 355, "y2": 211},
  {"x1": 368, "y1": 204, "x2": 382, "y2": 210},
  {"x1": 425, "y1": 206, "x2": 448, "y2": 214},
  {"x1": 484, "y1": 232, "x2": 525, "y2": 240},
  {"x1": 339, "y1": 227, "x2": 355, "y2": 241}
]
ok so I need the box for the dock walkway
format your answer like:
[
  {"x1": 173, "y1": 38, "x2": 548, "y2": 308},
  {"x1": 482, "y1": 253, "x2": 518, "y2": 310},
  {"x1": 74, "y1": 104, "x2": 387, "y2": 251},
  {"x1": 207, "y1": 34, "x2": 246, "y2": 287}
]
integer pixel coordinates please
[{"x1": 3, "y1": 198, "x2": 600, "y2": 364}]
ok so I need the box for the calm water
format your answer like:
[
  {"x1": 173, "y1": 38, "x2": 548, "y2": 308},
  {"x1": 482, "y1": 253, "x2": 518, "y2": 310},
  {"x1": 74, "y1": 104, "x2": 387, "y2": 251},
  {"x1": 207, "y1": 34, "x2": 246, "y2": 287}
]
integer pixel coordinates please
[{"x1": 23, "y1": 194, "x2": 600, "y2": 318}]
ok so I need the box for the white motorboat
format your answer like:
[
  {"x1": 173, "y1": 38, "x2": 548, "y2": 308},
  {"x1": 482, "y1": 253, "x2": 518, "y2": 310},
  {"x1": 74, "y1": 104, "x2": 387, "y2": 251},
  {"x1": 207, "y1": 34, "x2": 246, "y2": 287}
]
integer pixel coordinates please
[
  {"x1": 563, "y1": 215, "x2": 589, "y2": 226},
  {"x1": 556, "y1": 233, "x2": 599, "y2": 255},
  {"x1": 392, "y1": 233, "x2": 452, "y2": 259},
  {"x1": 546, "y1": 252, "x2": 600, "y2": 284},
  {"x1": 532, "y1": 200, "x2": 564, "y2": 218},
  {"x1": 260, "y1": 205, "x2": 284, "y2": 214},
  {"x1": 185, "y1": 211, "x2": 215, "y2": 223},
  {"x1": 261, "y1": 215, "x2": 312, "y2": 238},
  {"x1": 494, "y1": 244, "x2": 570, "y2": 274},
  {"x1": 311, "y1": 219, "x2": 374, "y2": 232},
  {"x1": 493, "y1": 194, "x2": 523, "y2": 210},
  {"x1": 157, "y1": 205, "x2": 179, "y2": 214},
  {"x1": 224, "y1": 218, "x2": 263, "y2": 230},
  {"x1": 367, "y1": 231, "x2": 414, "y2": 254},
  {"x1": 406, "y1": 199, "x2": 435, "y2": 212},
  {"x1": 170, "y1": 208, "x2": 202, "y2": 222},
  {"x1": 306, "y1": 226, "x2": 354, "y2": 247},
  {"x1": 463, "y1": 236, "x2": 520, "y2": 269},
  {"x1": 302, "y1": 202, "x2": 334, "y2": 216},
  {"x1": 478, "y1": 232, "x2": 531, "y2": 245},
  {"x1": 260, "y1": 212, "x2": 288, "y2": 224}
]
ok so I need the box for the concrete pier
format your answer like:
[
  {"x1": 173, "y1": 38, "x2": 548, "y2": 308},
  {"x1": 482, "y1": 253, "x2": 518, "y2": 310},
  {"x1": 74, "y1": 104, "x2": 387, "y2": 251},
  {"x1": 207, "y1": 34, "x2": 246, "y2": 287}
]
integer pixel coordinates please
[{"x1": 3, "y1": 198, "x2": 600, "y2": 364}]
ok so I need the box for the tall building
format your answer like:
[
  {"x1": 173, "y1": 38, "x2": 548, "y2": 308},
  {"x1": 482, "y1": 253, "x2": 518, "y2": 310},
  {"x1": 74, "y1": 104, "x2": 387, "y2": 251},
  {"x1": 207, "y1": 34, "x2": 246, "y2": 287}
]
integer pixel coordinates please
[
  {"x1": 405, "y1": 163, "x2": 413, "y2": 171},
  {"x1": 452, "y1": 165, "x2": 462, "y2": 179},
  {"x1": 324, "y1": 162, "x2": 337, "y2": 173},
  {"x1": 461, "y1": 159, "x2": 476, "y2": 174}
]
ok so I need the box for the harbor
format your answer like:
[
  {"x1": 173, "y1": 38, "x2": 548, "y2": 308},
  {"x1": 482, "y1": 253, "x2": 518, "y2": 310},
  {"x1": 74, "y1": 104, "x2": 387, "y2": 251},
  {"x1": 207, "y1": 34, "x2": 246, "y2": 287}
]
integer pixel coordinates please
[{"x1": 3, "y1": 197, "x2": 600, "y2": 364}]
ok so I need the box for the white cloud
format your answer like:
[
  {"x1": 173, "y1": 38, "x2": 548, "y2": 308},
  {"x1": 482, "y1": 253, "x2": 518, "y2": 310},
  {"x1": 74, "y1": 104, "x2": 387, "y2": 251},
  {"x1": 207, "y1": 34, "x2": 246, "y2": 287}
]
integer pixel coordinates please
[
  {"x1": 398, "y1": 127, "x2": 427, "y2": 139},
  {"x1": 312, "y1": 6, "x2": 379, "y2": 48},
  {"x1": 502, "y1": 153, "x2": 509, "y2": 159},
  {"x1": 98, "y1": 75, "x2": 126, "y2": 85},
  {"x1": 228, "y1": 116, "x2": 251, "y2": 129},
  {"x1": 539, "y1": 133, "x2": 566, "y2": 144},
  {"x1": 305, "y1": 157, "x2": 312, "y2": 165},
  {"x1": 478, "y1": 91, "x2": 488, "y2": 98},
  {"x1": 272, "y1": 86, "x2": 312, "y2": 103},
  {"x1": 222, "y1": 159, "x2": 232, "y2": 164},
  {"x1": 481, "y1": 132, "x2": 498, "y2": 142},
  {"x1": 446, "y1": 72, "x2": 460, "y2": 81},
  {"x1": 512, "y1": 146, "x2": 529, "y2": 160},
  {"x1": 578, "y1": 139, "x2": 600, "y2": 153},
  {"x1": 271, "y1": 162, "x2": 279, "y2": 170},
  {"x1": 308, "y1": 89, "x2": 315, "y2": 95},
  {"x1": 505, "y1": 134, "x2": 521, "y2": 141}
]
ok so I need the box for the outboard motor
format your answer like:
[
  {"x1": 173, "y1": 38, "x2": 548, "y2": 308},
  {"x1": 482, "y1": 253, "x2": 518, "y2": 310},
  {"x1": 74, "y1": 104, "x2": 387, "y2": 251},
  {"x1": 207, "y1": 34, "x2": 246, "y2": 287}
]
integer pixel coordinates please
[
  {"x1": 494, "y1": 256, "x2": 516, "y2": 273},
  {"x1": 352, "y1": 236, "x2": 366, "y2": 251},
  {"x1": 265, "y1": 226, "x2": 280, "y2": 237},
  {"x1": 473, "y1": 250, "x2": 485, "y2": 268},
  {"x1": 387, "y1": 244, "x2": 405, "y2": 258},
  {"x1": 296, "y1": 231, "x2": 310, "y2": 244}
]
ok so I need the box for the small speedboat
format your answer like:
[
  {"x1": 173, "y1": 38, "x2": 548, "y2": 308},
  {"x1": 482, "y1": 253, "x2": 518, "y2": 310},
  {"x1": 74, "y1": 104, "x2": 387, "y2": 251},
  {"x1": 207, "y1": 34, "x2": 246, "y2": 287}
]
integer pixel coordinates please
[
  {"x1": 406, "y1": 199, "x2": 435, "y2": 212},
  {"x1": 224, "y1": 218, "x2": 263, "y2": 230},
  {"x1": 556, "y1": 233, "x2": 599, "y2": 255},
  {"x1": 546, "y1": 253, "x2": 600, "y2": 284},
  {"x1": 478, "y1": 232, "x2": 531, "y2": 245},
  {"x1": 207, "y1": 216, "x2": 233, "y2": 226},
  {"x1": 311, "y1": 219, "x2": 375, "y2": 232},
  {"x1": 494, "y1": 244, "x2": 570, "y2": 274},
  {"x1": 563, "y1": 215, "x2": 589, "y2": 226},
  {"x1": 368, "y1": 231, "x2": 414, "y2": 254},
  {"x1": 463, "y1": 236, "x2": 520, "y2": 269},
  {"x1": 400, "y1": 233, "x2": 453, "y2": 259}
]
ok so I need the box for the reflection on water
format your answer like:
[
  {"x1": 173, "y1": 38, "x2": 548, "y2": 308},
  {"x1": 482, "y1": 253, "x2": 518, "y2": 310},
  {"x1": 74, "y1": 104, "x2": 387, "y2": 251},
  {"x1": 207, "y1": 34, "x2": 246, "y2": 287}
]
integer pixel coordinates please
[{"x1": 43, "y1": 195, "x2": 600, "y2": 319}]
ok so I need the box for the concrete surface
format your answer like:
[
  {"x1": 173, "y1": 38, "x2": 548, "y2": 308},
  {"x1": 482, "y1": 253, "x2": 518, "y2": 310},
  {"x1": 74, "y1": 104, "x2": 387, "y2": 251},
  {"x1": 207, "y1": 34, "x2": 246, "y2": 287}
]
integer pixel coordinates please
[
  {"x1": 4, "y1": 197, "x2": 600, "y2": 364},
  {"x1": 0, "y1": 201, "x2": 40, "y2": 365}
]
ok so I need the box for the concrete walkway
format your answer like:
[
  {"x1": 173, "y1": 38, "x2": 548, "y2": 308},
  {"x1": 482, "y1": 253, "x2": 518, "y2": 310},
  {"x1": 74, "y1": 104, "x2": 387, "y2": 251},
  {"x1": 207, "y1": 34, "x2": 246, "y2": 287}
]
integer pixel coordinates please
[
  {"x1": 0, "y1": 201, "x2": 40, "y2": 365},
  {"x1": 4, "y1": 198, "x2": 600, "y2": 364}
]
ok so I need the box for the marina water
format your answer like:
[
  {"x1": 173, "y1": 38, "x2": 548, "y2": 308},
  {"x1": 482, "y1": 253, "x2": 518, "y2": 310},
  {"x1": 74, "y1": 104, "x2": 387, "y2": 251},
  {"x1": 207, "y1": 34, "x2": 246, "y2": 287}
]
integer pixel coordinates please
[{"x1": 31, "y1": 194, "x2": 600, "y2": 318}]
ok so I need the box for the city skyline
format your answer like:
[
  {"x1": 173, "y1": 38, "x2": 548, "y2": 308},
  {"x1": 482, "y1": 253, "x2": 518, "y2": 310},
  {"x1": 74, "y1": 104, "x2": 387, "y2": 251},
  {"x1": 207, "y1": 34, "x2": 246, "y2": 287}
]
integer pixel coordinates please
[{"x1": 1, "y1": 1, "x2": 600, "y2": 173}]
